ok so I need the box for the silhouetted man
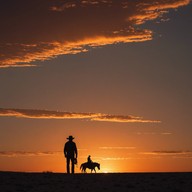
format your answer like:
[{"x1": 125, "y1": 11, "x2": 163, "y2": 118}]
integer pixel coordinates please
[{"x1": 64, "y1": 135, "x2": 78, "y2": 174}]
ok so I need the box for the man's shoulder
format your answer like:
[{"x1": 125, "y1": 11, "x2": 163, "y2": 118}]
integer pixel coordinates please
[
  {"x1": 65, "y1": 141, "x2": 70, "y2": 145},
  {"x1": 65, "y1": 141, "x2": 76, "y2": 145},
  {"x1": 71, "y1": 141, "x2": 76, "y2": 146}
]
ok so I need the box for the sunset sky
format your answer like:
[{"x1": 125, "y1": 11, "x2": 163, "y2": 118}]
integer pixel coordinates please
[{"x1": 0, "y1": 0, "x2": 192, "y2": 173}]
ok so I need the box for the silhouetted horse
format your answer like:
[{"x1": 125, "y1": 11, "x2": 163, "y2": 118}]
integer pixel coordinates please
[{"x1": 80, "y1": 162, "x2": 100, "y2": 173}]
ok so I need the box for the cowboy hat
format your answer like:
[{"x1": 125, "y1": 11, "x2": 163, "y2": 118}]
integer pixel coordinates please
[{"x1": 67, "y1": 135, "x2": 74, "y2": 140}]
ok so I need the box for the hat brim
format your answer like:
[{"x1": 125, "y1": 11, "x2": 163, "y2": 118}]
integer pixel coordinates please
[{"x1": 67, "y1": 136, "x2": 74, "y2": 140}]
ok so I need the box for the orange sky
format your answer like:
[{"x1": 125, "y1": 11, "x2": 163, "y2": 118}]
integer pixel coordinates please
[{"x1": 0, "y1": 117, "x2": 191, "y2": 173}]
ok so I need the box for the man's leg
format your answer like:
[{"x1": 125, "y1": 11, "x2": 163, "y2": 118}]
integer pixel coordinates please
[
  {"x1": 71, "y1": 157, "x2": 75, "y2": 174},
  {"x1": 66, "y1": 157, "x2": 70, "y2": 173}
]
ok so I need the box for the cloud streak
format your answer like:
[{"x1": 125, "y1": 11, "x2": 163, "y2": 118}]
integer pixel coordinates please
[
  {"x1": 136, "y1": 132, "x2": 173, "y2": 135},
  {"x1": 0, "y1": 149, "x2": 87, "y2": 157},
  {"x1": 99, "y1": 147, "x2": 136, "y2": 150},
  {"x1": 141, "y1": 150, "x2": 192, "y2": 158},
  {"x1": 0, "y1": 151, "x2": 61, "y2": 157},
  {"x1": 0, "y1": 0, "x2": 190, "y2": 68},
  {"x1": 100, "y1": 150, "x2": 192, "y2": 160},
  {"x1": 0, "y1": 108, "x2": 160, "y2": 123},
  {"x1": 102, "y1": 157, "x2": 132, "y2": 161},
  {"x1": 1, "y1": 150, "x2": 191, "y2": 159}
]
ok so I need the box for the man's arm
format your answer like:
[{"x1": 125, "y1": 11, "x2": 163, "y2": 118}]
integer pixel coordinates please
[
  {"x1": 74, "y1": 143, "x2": 78, "y2": 158},
  {"x1": 64, "y1": 143, "x2": 67, "y2": 157}
]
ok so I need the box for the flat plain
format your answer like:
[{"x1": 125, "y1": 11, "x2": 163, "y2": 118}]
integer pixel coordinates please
[{"x1": 0, "y1": 172, "x2": 191, "y2": 192}]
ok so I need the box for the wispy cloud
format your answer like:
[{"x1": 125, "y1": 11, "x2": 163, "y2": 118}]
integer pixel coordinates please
[
  {"x1": 0, "y1": 0, "x2": 190, "y2": 68},
  {"x1": 0, "y1": 108, "x2": 100, "y2": 120},
  {"x1": 102, "y1": 157, "x2": 132, "y2": 161},
  {"x1": 99, "y1": 147, "x2": 136, "y2": 150},
  {"x1": 141, "y1": 150, "x2": 192, "y2": 158},
  {"x1": 136, "y1": 132, "x2": 173, "y2": 135},
  {"x1": 100, "y1": 150, "x2": 192, "y2": 160},
  {"x1": 0, "y1": 151, "x2": 61, "y2": 157},
  {"x1": 0, "y1": 108, "x2": 160, "y2": 123},
  {"x1": 3, "y1": 149, "x2": 190, "y2": 159},
  {"x1": 0, "y1": 149, "x2": 87, "y2": 157},
  {"x1": 91, "y1": 114, "x2": 160, "y2": 123}
]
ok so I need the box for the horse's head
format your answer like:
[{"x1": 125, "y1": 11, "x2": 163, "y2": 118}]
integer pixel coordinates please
[{"x1": 97, "y1": 163, "x2": 100, "y2": 170}]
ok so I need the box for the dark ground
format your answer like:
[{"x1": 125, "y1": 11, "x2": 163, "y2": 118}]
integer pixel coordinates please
[{"x1": 0, "y1": 172, "x2": 191, "y2": 192}]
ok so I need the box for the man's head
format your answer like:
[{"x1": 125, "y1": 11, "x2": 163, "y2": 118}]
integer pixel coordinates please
[{"x1": 67, "y1": 135, "x2": 74, "y2": 141}]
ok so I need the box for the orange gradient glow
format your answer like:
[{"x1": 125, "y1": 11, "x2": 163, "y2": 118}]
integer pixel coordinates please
[{"x1": 1, "y1": 136, "x2": 192, "y2": 173}]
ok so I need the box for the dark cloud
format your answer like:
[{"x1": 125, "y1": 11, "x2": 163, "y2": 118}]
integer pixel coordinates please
[
  {"x1": 0, "y1": 0, "x2": 190, "y2": 67},
  {"x1": 0, "y1": 108, "x2": 160, "y2": 123}
]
